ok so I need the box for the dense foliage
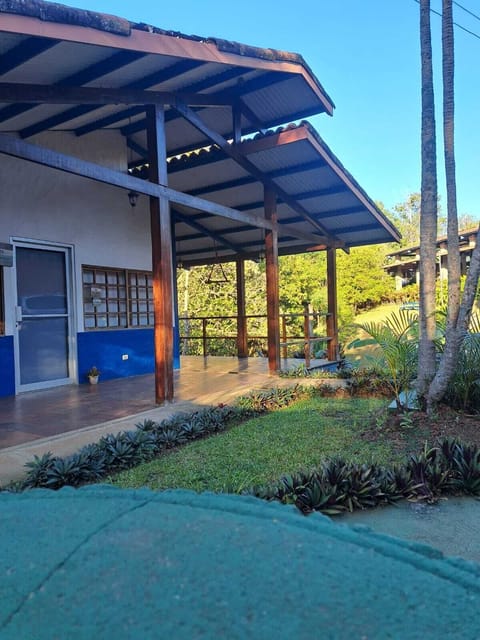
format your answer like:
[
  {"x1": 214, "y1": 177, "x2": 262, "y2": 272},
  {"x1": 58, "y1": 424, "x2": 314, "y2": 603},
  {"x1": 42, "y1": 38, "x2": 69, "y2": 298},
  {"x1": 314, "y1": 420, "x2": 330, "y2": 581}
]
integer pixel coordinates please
[
  {"x1": 349, "y1": 309, "x2": 480, "y2": 413},
  {"x1": 178, "y1": 236, "x2": 398, "y2": 351}
]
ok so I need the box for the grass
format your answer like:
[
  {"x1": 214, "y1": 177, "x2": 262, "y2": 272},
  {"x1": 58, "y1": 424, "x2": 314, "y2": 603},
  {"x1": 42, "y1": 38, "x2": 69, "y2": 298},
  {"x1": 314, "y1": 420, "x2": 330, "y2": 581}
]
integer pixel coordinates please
[{"x1": 110, "y1": 396, "x2": 396, "y2": 493}]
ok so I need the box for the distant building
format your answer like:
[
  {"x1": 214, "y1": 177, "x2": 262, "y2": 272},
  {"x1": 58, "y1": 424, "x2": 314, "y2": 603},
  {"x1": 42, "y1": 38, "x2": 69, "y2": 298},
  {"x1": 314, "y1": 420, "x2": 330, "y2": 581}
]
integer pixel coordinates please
[{"x1": 384, "y1": 228, "x2": 478, "y2": 290}]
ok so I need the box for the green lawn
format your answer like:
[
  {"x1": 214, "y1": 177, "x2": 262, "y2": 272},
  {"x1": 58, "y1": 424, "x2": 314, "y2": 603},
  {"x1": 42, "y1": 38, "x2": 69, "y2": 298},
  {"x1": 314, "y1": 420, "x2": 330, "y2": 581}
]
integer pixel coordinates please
[{"x1": 110, "y1": 396, "x2": 396, "y2": 493}]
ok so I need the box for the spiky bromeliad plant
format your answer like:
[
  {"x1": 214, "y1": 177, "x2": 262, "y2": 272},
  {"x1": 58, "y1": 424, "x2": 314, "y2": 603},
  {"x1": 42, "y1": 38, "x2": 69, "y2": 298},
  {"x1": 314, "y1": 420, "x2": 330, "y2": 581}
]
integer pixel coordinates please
[
  {"x1": 349, "y1": 310, "x2": 419, "y2": 412},
  {"x1": 443, "y1": 313, "x2": 480, "y2": 413}
]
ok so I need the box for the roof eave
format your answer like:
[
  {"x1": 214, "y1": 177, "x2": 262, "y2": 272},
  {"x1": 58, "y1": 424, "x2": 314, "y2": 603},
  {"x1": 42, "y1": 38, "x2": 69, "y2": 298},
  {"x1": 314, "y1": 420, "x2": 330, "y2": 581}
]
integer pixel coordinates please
[{"x1": 0, "y1": 3, "x2": 335, "y2": 116}]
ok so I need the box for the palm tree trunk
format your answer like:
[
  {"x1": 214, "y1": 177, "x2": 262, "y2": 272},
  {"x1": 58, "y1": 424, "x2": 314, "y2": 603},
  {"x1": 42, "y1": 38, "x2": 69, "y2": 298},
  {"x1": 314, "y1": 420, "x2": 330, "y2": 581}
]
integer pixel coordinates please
[
  {"x1": 417, "y1": 0, "x2": 438, "y2": 401},
  {"x1": 426, "y1": 0, "x2": 459, "y2": 409},
  {"x1": 427, "y1": 0, "x2": 480, "y2": 410},
  {"x1": 441, "y1": 0, "x2": 460, "y2": 324}
]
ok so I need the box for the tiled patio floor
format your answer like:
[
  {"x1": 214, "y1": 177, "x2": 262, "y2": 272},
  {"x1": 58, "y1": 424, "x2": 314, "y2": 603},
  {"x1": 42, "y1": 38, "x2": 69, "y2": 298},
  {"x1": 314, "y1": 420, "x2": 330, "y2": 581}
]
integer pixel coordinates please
[
  {"x1": 3, "y1": 355, "x2": 332, "y2": 450},
  {"x1": 0, "y1": 357, "x2": 280, "y2": 450}
]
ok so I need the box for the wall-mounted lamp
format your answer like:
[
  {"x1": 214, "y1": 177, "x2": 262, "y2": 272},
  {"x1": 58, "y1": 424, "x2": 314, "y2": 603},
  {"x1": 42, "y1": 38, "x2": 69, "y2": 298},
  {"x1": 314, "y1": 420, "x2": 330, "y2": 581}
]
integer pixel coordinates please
[{"x1": 128, "y1": 190, "x2": 139, "y2": 208}]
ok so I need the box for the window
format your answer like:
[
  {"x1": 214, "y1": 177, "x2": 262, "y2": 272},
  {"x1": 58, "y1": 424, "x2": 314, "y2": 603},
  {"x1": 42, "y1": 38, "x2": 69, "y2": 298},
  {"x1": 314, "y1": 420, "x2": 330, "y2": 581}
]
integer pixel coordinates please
[
  {"x1": 128, "y1": 270, "x2": 155, "y2": 327},
  {"x1": 82, "y1": 265, "x2": 154, "y2": 330}
]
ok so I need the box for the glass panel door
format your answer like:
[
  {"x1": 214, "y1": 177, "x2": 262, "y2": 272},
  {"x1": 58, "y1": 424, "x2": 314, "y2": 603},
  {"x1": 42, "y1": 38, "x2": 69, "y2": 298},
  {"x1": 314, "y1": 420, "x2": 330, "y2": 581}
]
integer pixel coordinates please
[{"x1": 15, "y1": 245, "x2": 72, "y2": 390}]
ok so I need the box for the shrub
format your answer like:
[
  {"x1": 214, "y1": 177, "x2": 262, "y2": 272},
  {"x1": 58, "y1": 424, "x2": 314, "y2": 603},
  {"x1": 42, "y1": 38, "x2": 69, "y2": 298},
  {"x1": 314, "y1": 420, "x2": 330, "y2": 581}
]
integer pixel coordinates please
[
  {"x1": 349, "y1": 310, "x2": 419, "y2": 411},
  {"x1": 245, "y1": 437, "x2": 480, "y2": 516},
  {"x1": 444, "y1": 331, "x2": 480, "y2": 413},
  {"x1": 235, "y1": 386, "x2": 305, "y2": 414},
  {"x1": 346, "y1": 366, "x2": 392, "y2": 397}
]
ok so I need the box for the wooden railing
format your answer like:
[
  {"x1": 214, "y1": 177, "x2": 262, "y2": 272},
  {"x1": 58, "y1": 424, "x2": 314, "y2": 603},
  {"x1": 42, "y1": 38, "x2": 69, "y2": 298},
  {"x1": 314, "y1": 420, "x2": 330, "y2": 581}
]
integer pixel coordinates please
[{"x1": 179, "y1": 303, "x2": 332, "y2": 366}]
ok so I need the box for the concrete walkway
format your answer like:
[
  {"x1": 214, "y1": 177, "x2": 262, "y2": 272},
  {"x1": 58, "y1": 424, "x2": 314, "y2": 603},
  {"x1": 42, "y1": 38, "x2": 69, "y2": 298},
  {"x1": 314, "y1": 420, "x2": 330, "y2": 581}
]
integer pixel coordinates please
[{"x1": 341, "y1": 496, "x2": 480, "y2": 563}]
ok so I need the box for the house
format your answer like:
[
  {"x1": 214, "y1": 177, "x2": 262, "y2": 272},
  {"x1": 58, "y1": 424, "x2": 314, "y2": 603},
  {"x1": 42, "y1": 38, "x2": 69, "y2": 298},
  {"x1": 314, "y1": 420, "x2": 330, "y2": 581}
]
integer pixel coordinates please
[
  {"x1": 385, "y1": 228, "x2": 478, "y2": 290},
  {"x1": 0, "y1": 0, "x2": 400, "y2": 401}
]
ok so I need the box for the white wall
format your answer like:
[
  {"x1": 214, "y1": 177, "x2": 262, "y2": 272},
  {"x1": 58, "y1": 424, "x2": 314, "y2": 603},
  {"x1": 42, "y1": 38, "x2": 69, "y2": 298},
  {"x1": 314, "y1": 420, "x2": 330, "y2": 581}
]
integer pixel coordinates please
[{"x1": 0, "y1": 130, "x2": 152, "y2": 334}]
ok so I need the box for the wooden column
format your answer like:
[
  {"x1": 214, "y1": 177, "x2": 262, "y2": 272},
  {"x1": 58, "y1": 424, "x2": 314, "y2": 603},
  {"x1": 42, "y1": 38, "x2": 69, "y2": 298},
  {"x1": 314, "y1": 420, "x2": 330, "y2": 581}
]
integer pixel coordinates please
[
  {"x1": 326, "y1": 247, "x2": 339, "y2": 362},
  {"x1": 264, "y1": 186, "x2": 280, "y2": 372},
  {"x1": 236, "y1": 257, "x2": 248, "y2": 358},
  {"x1": 303, "y1": 301, "x2": 311, "y2": 368},
  {"x1": 147, "y1": 105, "x2": 174, "y2": 403}
]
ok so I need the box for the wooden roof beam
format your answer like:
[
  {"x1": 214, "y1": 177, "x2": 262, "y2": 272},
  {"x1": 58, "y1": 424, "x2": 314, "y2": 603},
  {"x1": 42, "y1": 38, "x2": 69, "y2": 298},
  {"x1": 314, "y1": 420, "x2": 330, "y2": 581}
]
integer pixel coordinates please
[
  {"x1": 0, "y1": 36, "x2": 60, "y2": 74},
  {"x1": 0, "y1": 49, "x2": 147, "y2": 124},
  {"x1": 0, "y1": 133, "x2": 275, "y2": 232},
  {"x1": 120, "y1": 72, "x2": 297, "y2": 150},
  {"x1": 77, "y1": 67, "x2": 248, "y2": 138},
  {"x1": 0, "y1": 83, "x2": 236, "y2": 109},
  {"x1": 126, "y1": 137, "x2": 148, "y2": 160},
  {"x1": 16, "y1": 58, "x2": 204, "y2": 138}
]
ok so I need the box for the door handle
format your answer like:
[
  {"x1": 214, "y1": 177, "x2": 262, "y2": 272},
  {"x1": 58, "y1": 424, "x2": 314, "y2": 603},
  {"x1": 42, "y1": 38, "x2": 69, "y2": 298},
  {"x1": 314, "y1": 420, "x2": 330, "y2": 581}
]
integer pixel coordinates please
[{"x1": 15, "y1": 305, "x2": 23, "y2": 328}]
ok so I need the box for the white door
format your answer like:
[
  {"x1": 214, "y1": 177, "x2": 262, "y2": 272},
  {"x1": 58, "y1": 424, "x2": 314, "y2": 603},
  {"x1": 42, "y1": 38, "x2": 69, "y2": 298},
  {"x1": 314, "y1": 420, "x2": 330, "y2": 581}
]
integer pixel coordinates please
[{"x1": 14, "y1": 241, "x2": 74, "y2": 392}]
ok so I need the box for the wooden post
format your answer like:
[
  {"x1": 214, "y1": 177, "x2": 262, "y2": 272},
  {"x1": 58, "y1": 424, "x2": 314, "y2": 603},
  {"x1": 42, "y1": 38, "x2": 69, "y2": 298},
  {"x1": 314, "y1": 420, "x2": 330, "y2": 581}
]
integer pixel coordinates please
[
  {"x1": 202, "y1": 318, "x2": 208, "y2": 358},
  {"x1": 147, "y1": 105, "x2": 174, "y2": 403},
  {"x1": 303, "y1": 301, "x2": 311, "y2": 368},
  {"x1": 236, "y1": 257, "x2": 248, "y2": 357},
  {"x1": 281, "y1": 314, "x2": 288, "y2": 360},
  {"x1": 326, "y1": 247, "x2": 339, "y2": 362},
  {"x1": 264, "y1": 186, "x2": 280, "y2": 373}
]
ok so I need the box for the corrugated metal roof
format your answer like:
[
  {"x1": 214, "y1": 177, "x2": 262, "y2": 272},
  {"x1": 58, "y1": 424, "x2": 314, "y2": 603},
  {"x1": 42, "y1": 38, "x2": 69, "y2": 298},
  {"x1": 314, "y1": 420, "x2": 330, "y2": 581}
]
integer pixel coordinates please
[
  {"x1": 0, "y1": 0, "x2": 334, "y2": 149},
  {"x1": 155, "y1": 122, "x2": 400, "y2": 264},
  {"x1": 0, "y1": 2, "x2": 400, "y2": 264}
]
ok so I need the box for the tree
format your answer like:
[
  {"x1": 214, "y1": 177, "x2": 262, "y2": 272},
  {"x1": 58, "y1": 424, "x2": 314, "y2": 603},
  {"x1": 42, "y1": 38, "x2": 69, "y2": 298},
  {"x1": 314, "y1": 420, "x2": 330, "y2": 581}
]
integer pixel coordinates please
[
  {"x1": 391, "y1": 193, "x2": 422, "y2": 246},
  {"x1": 417, "y1": 0, "x2": 440, "y2": 399},
  {"x1": 458, "y1": 213, "x2": 479, "y2": 231},
  {"x1": 177, "y1": 261, "x2": 267, "y2": 355},
  {"x1": 279, "y1": 253, "x2": 327, "y2": 314},
  {"x1": 390, "y1": 192, "x2": 445, "y2": 247},
  {"x1": 425, "y1": 0, "x2": 480, "y2": 411},
  {"x1": 417, "y1": 0, "x2": 480, "y2": 412},
  {"x1": 336, "y1": 245, "x2": 393, "y2": 313}
]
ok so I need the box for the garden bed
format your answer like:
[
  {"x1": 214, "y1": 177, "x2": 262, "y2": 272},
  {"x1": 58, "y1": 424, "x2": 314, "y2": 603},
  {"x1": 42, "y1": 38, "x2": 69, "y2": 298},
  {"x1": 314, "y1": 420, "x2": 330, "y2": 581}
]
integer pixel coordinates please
[{"x1": 361, "y1": 404, "x2": 480, "y2": 458}]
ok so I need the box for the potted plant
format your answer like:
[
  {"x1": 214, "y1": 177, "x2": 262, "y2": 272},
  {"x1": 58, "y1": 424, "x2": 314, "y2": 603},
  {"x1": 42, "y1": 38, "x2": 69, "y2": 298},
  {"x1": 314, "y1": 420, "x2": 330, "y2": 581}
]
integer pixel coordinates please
[{"x1": 87, "y1": 366, "x2": 100, "y2": 385}]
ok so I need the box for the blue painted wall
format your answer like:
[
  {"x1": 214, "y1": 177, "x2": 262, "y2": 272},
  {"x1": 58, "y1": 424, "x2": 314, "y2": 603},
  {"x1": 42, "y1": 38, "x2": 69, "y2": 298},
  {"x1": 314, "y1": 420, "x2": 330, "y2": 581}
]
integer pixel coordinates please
[
  {"x1": 77, "y1": 328, "x2": 180, "y2": 384},
  {"x1": 0, "y1": 336, "x2": 15, "y2": 397}
]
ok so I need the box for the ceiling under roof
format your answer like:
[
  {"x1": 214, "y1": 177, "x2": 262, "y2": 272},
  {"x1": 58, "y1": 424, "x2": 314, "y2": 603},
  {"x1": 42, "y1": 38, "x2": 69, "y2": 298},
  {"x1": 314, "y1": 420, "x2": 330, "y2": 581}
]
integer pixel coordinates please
[
  {"x1": 144, "y1": 122, "x2": 399, "y2": 265},
  {"x1": 0, "y1": 0, "x2": 400, "y2": 262}
]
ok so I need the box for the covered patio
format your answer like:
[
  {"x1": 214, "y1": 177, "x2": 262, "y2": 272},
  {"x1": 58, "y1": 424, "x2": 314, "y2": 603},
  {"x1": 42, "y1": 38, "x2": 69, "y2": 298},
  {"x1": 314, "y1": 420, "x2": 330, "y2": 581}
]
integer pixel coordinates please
[{"x1": 0, "y1": 1, "x2": 399, "y2": 412}]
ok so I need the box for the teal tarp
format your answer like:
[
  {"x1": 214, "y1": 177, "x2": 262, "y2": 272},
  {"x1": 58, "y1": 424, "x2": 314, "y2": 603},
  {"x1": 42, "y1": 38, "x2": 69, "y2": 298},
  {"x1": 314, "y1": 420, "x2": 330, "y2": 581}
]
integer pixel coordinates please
[{"x1": 1, "y1": 486, "x2": 479, "y2": 639}]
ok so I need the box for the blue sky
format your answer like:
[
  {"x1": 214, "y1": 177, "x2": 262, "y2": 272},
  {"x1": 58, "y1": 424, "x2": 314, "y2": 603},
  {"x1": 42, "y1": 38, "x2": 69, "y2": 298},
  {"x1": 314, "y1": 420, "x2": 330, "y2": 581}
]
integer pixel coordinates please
[{"x1": 59, "y1": 0, "x2": 479, "y2": 218}]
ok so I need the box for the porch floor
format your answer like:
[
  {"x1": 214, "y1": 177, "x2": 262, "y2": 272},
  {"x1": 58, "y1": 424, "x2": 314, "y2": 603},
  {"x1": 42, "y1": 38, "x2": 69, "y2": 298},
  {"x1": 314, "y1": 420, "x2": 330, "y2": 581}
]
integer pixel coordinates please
[{"x1": 0, "y1": 356, "x2": 328, "y2": 485}]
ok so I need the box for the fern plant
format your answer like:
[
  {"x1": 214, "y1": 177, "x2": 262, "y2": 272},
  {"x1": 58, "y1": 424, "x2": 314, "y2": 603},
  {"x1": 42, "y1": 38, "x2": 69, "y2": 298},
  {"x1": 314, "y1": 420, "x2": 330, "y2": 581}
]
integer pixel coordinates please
[{"x1": 349, "y1": 310, "x2": 419, "y2": 411}]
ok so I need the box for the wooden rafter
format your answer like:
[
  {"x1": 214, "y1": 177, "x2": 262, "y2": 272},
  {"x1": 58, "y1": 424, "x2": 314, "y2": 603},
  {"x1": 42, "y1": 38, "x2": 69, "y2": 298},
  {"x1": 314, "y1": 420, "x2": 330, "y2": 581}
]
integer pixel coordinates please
[
  {"x1": 77, "y1": 67, "x2": 247, "y2": 138},
  {"x1": 0, "y1": 50, "x2": 147, "y2": 125},
  {"x1": 0, "y1": 83, "x2": 235, "y2": 108},
  {"x1": 17, "y1": 59, "x2": 204, "y2": 139},
  {"x1": 0, "y1": 36, "x2": 59, "y2": 74}
]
